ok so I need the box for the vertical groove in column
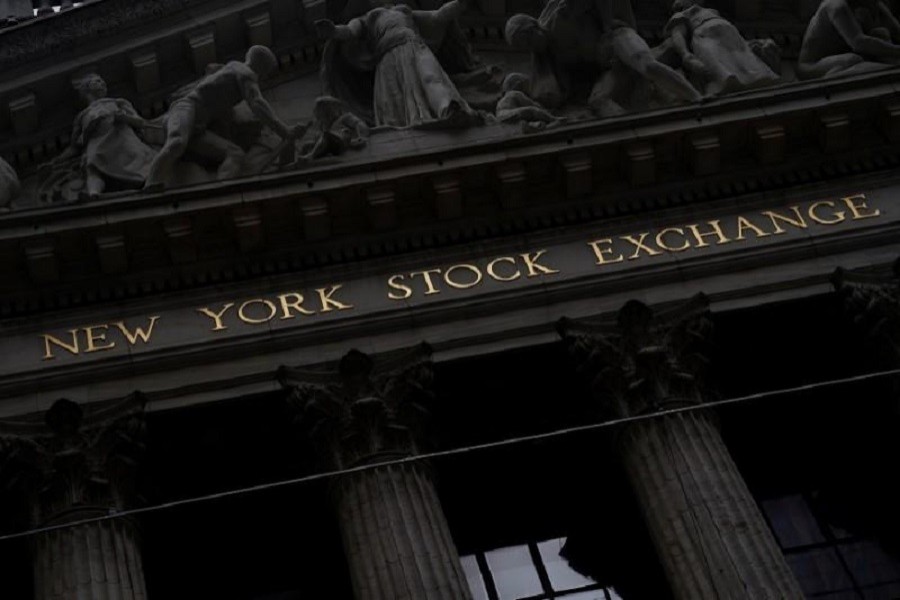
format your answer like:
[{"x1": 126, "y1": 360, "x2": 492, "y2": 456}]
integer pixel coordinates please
[
  {"x1": 415, "y1": 465, "x2": 462, "y2": 600},
  {"x1": 685, "y1": 414, "x2": 800, "y2": 595},
  {"x1": 334, "y1": 463, "x2": 473, "y2": 600},
  {"x1": 33, "y1": 520, "x2": 147, "y2": 600},
  {"x1": 619, "y1": 411, "x2": 803, "y2": 600},
  {"x1": 626, "y1": 414, "x2": 718, "y2": 600}
]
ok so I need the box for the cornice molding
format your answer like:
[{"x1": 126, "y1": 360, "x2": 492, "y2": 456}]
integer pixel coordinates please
[{"x1": 0, "y1": 0, "x2": 200, "y2": 72}]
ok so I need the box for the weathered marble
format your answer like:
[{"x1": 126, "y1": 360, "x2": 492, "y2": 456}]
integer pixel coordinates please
[
  {"x1": 505, "y1": 0, "x2": 701, "y2": 117},
  {"x1": 144, "y1": 46, "x2": 304, "y2": 190},
  {"x1": 300, "y1": 96, "x2": 370, "y2": 160},
  {"x1": 495, "y1": 73, "x2": 565, "y2": 132},
  {"x1": 281, "y1": 346, "x2": 472, "y2": 600},
  {"x1": 665, "y1": 0, "x2": 781, "y2": 95},
  {"x1": 0, "y1": 396, "x2": 148, "y2": 600},
  {"x1": 41, "y1": 73, "x2": 157, "y2": 202},
  {"x1": 559, "y1": 297, "x2": 803, "y2": 600},
  {"x1": 316, "y1": 1, "x2": 482, "y2": 129},
  {"x1": 799, "y1": 0, "x2": 900, "y2": 79}
]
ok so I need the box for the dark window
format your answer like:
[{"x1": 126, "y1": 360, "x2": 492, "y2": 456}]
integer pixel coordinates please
[
  {"x1": 462, "y1": 537, "x2": 623, "y2": 600},
  {"x1": 435, "y1": 346, "x2": 671, "y2": 600},
  {"x1": 763, "y1": 493, "x2": 900, "y2": 599}
]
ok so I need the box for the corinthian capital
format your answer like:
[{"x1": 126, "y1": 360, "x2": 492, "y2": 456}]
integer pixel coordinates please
[
  {"x1": 0, "y1": 394, "x2": 146, "y2": 526},
  {"x1": 833, "y1": 263, "x2": 900, "y2": 361},
  {"x1": 558, "y1": 294, "x2": 712, "y2": 418},
  {"x1": 279, "y1": 343, "x2": 434, "y2": 468}
]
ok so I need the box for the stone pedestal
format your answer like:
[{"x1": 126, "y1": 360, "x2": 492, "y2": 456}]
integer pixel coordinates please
[
  {"x1": 281, "y1": 345, "x2": 472, "y2": 600},
  {"x1": 559, "y1": 296, "x2": 802, "y2": 600},
  {"x1": 0, "y1": 396, "x2": 148, "y2": 600}
]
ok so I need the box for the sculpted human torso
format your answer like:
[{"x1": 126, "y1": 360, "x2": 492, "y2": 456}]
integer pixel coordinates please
[
  {"x1": 185, "y1": 63, "x2": 257, "y2": 122},
  {"x1": 802, "y1": 1, "x2": 858, "y2": 61}
]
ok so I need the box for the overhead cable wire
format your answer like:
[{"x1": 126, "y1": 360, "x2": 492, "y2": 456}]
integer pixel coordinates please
[{"x1": 1, "y1": 366, "x2": 900, "y2": 543}]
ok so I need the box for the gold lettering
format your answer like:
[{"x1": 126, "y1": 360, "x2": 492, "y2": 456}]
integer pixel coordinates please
[
  {"x1": 387, "y1": 275, "x2": 413, "y2": 300},
  {"x1": 197, "y1": 303, "x2": 235, "y2": 332},
  {"x1": 410, "y1": 270, "x2": 443, "y2": 295},
  {"x1": 588, "y1": 239, "x2": 624, "y2": 264},
  {"x1": 238, "y1": 299, "x2": 277, "y2": 324},
  {"x1": 317, "y1": 285, "x2": 354, "y2": 312},
  {"x1": 278, "y1": 293, "x2": 315, "y2": 319},
  {"x1": 83, "y1": 325, "x2": 115, "y2": 353},
  {"x1": 735, "y1": 216, "x2": 771, "y2": 240},
  {"x1": 486, "y1": 257, "x2": 521, "y2": 282},
  {"x1": 444, "y1": 264, "x2": 483, "y2": 290},
  {"x1": 656, "y1": 228, "x2": 690, "y2": 252},
  {"x1": 762, "y1": 206, "x2": 807, "y2": 234},
  {"x1": 686, "y1": 220, "x2": 731, "y2": 248},
  {"x1": 113, "y1": 316, "x2": 160, "y2": 346},
  {"x1": 520, "y1": 251, "x2": 559, "y2": 277},
  {"x1": 843, "y1": 194, "x2": 881, "y2": 220},
  {"x1": 42, "y1": 330, "x2": 80, "y2": 360},
  {"x1": 808, "y1": 201, "x2": 846, "y2": 225},
  {"x1": 622, "y1": 233, "x2": 663, "y2": 260}
]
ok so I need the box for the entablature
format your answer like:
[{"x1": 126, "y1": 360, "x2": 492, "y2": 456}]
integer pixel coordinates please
[
  {"x1": 1, "y1": 66, "x2": 899, "y2": 316},
  {"x1": 0, "y1": 0, "x2": 813, "y2": 197}
]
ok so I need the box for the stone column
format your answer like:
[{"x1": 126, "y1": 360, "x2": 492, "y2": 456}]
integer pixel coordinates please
[
  {"x1": 0, "y1": 396, "x2": 148, "y2": 600},
  {"x1": 280, "y1": 344, "x2": 471, "y2": 600},
  {"x1": 558, "y1": 295, "x2": 802, "y2": 600}
]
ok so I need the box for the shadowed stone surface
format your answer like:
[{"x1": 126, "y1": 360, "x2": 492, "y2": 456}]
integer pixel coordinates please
[
  {"x1": 559, "y1": 296, "x2": 803, "y2": 600},
  {"x1": 0, "y1": 395, "x2": 148, "y2": 600},
  {"x1": 281, "y1": 345, "x2": 473, "y2": 600}
]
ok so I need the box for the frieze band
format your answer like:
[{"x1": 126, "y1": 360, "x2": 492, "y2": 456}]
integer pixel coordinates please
[{"x1": 33, "y1": 192, "x2": 883, "y2": 363}]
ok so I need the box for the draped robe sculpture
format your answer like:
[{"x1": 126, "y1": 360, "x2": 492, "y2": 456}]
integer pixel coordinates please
[
  {"x1": 316, "y1": 0, "x2": 485, "y2": 128},
  {"x1": 664, "y1": 0, "x2": 780, "y2": 95},
  {"x1": 505, "y1": 0, "x2": 701, "y2": 116},
  {"x1": 40, "y1": 73, "x2": 156, "y2": 202}
]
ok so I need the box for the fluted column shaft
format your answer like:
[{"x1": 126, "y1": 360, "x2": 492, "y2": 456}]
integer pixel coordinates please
[
  {"x1": 620, "y1": 412, "x2": 799, "y2": 599},
  {"x1": 0, "y1": 396, "x2": 148, "y2": 600},
  {"x1": 33, "y1": 515, "x2": 146, "y2": 600},
  {"x1": 333, "y1": 462, "x2": 470, "y2": 600},
  {"x1": 560, "y1": 295, "x2": 802, "y2": 600},
  {"x1": 281, "y1": 345, "x2": 472, "y2": 600}
]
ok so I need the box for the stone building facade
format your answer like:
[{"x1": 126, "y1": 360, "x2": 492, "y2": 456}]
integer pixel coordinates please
[{"x1": 2, "y1": 0, "x2": 900, "y2": 598}]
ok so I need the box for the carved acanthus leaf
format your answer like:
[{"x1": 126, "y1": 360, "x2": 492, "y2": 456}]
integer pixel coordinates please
[
  {"x1": 280, "y1": 344, "x2": 434, "y2": 468},
  {"x1": 833, "y1": 265, "x2": 900, "y2": 360},
  {"x1": 559, "y1": 294, "x2": 712, "y2": 419},
  {"x1": 0, "y1": 394, "x2": 146, "y2": 525}
]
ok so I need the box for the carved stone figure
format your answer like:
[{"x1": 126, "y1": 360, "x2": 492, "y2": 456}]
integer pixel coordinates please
[
  {"x1": 301, "y1": 96, "x2": 370, "y2": 160},
  {"x1": 505, "y1": 0, "x2": 702, "y2": 117},
  {"x1": 496, "y1": 73, "x2": 565, "y2": 132},
  {"x1": 0, "y1": 157, "x2": 20, "y2": 210},
  {"x1": 144, "y1": 45, "x2": 304, "y2": 191},
  {"x1": 41, "y1": 73, "x2": 157, "y2": 202},
  {"x1": 664, "y1": 0, "x2": 781, "y2": 95},
  {"x1": 799, "y1": 0, "x2": 900, "y2": 79},
  {"x1": 315, "y1": 0, "x2": 483, "y2": 129}
]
